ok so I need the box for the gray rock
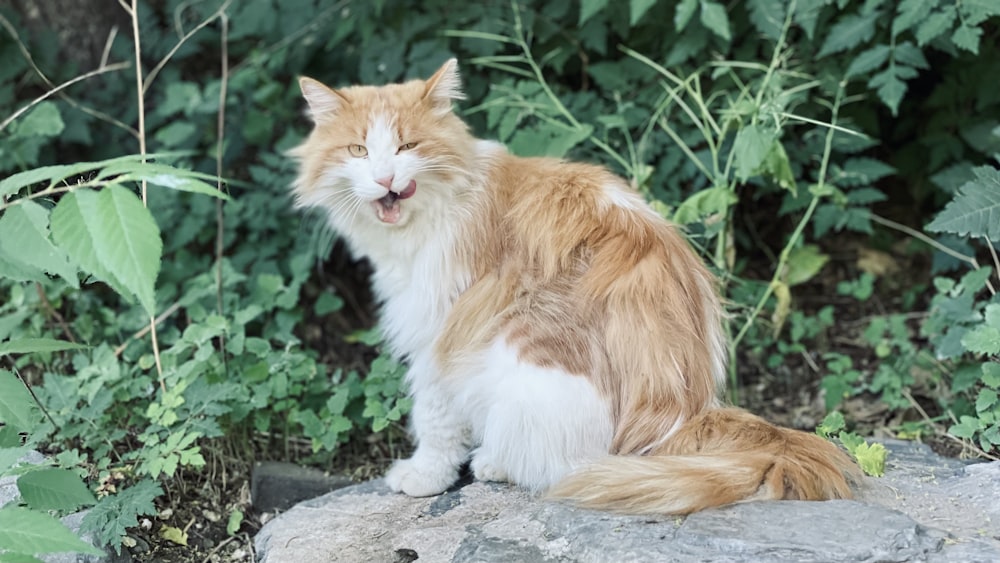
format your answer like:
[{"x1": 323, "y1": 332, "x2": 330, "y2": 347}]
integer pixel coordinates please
[
  {"x1": 255, "y1": 440, "x2": 1000, "y2": 563},
  {"x1": 251, "y1": 461, "x2": 354, "y2": 513}
]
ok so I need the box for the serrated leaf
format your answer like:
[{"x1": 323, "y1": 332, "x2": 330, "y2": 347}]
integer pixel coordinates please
[
  {"x1": 960, "y1": 0, "x2": 1000, "y2": 25},
  {"x1": 868, "y1": 66, "x2": 908, "y2": 116},
  {"x1": 17, "y1": 468, "x2": 96, "y2": 511},
  {"x1": 675, "y1": 0, "x2": 698, "y2": 30},
  {"x1": 673, "y1": 186, "x2": 738, "y2": 224},
  {"x1": 949, "y1": 415, "x2": 983, "y2": 438},
  {"x1": 926, "y1": 166, "x2": 1000, "y2": 241},
  {"x1": 579, "y1": 0, "x2": 609, "y2": 25},
  {"x1": 893, "y1": 42, "x2": 929, "y2": 69},
  {"x1": 847, "y1": 45, "x2": 890, "y2": 77},
  {"x1": 80, "y1": 480, "x2": 161, "y2": 551},
  {"x1": 892, "y1": 0, "x2": 936, "y2": 37},
  {"x1": 699, "y1": 0, "x2": 731, "y2": 41},
  {"x1": 851, "y1": 441, "x2": 887, "y2": 477},
  {"x1": 762, "y1": 140, "x2": 796, "y2": 193},
  {"x1": 16, "y1": 102, "x2": 64, "y2": 138},
  {"x1": 0, "y1": 338, "x2": 88, "y2": 355},
  {"x1": 817, "y1": 411, "x2": 846, "y2": 437},
  {"x1": 915, "y1": 5, "x2": 956, "y2": 46},
  {"x1": 732, "y1": 123, "x2": 775, "y2": 180},
  {"x1": 983, "y1": 363, "x2": 1000, "y2": 387},
  {"x1": 0, "y1": 370, "x2": 39, "y2": 433},
  {"x1": 977, "y1": 388, "x2": 998, "y2": 413},
  {"x1": 962, "y1": 326, "x2": 1000, "y2": 355},
  {"x1": 0, "y1": 506, "x2": 102, "y2": 555},
  {"x1": 818, "y1": 10, "x2": 880, "y2": 57},
  {"x1": 747, "y1": 0, "x2": 785, "y2": 40},
  {"x1": 630, "y1": 0, "x2": 657, "y2": 26},
  {"x1": 0, "y1": 201, "x2": 77, "y2": 287},
  {"x1": 950, "y1": 24, "x2": 982, "y2": 54},
  {"x1": 50, "y1": 190, "x2": 131, "y2": 300},
  {"x1": 69, "y1": 186, "x2": 161, "y2": 316}
]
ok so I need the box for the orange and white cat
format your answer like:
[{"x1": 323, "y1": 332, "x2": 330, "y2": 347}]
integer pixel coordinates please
[{"x1": 291, "y1": 59, "x2": 859, "y2": 514}]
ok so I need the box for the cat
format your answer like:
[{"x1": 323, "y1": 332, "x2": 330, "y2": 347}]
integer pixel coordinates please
[{"x1": 290, "y1": 59, "x2": 860, "y2": 514}]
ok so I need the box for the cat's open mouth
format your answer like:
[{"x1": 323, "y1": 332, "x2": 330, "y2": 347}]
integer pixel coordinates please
[{"x1": 373, "y1": 180, "x2": 417, "y2": 224}]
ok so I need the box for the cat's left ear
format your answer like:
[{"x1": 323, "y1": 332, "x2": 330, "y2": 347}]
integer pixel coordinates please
[
  {"x1": 299, "y1": 77, "x2": 347, "y2": 122},
  {"x1": 423, "y1": 58, "x2": 465, "y2": 112}
]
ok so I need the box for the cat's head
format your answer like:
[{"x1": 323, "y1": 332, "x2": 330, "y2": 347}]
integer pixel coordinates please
[{"x1": 291, "y1": 59, "x2": 473, "y2": 230}]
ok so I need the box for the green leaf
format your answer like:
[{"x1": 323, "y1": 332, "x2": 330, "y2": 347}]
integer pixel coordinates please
[
  {"x1": 0, "y1": 370, "x2": 39, "y2": 432},
  {"x1": 579, "y1": 0, "x2": 609, "y2": 25},
  {"x1": 0, "y1": 154, "x2": 163, "y2": 199},
  {"x1": 893, "y1": 42, "x2": 929, "y2": 69},
  {"x1": 100, "y1": 162, "x2": 229, "y2": 200},
  {"x1": 962, "y1": 326, "x2": 1000, "y2": 355},
  {"x1": 868, "y1": 65, "x2": 909, "y2": 116},
  {"x1": 15, "y1": 102, "x2": 64, "y2": 138},
  {"x1": 80, "y1": 480, "x2": 161, "y2": 551},
  {"x1": 747, "y1": 0, "x2": 785, "y2": 40},
  {"x1": 816, "y1": 411, "x2": 846, "y2": 438},
  {"x1": 159, "y1": 526, "x2": 188, "y2": 546},
  {"x1": 630, "y1": 0, "x2": 657, "y2": 26},
  {"x1": 915, "y1": 5, "x2": 956, "y2": 46},
  {"x1": 846, "y1": 45, "x2": 890, "y2": 78},
  {"x1": 0, "y1": 506, "x2": 102, "y2": 555},
  {"x1": 674, "y1": 0, "x2": 698, "y2": 30},
  {"x1": 53, "y1": 187, "x2": 162, "y2": 315},
  {"x1": 949, "y1": 415, "x2": 983, "y2": 439},
  {"x1": 0, "y1": 338, "x2": 87, "y2": 357},
  {"x1": 673, "y1": 186, "x2": 738, "y2": 225},
  {"x1": 0, "y1": 201, "x2": 77, "y2": 287},
  {"x1": 851, "y1": 441, "x2": 887, "y2": 477},
  {"x1": 699, "y1": 1, "x2": 731, "y2": 41},
  {"x1": 784, "y1": 245, "x2": 830, "y2": 286},
  {"x1": 17, "y1": 468, "x2": 96, "y2": 511},
  {"x1": 892, "y1": 0, "x2": 936, "y2": 37},
  {"x1": 977, "y1": 388, "x2": 998, "y2": 413},
  {"x1": 761, "y1": 140, "x2": 796, "y2": 193},
  {"x1": 950, "y1": 24, "x2": 982, "y2": 54},
  {"x1": 226, "y1": 509, "x2": 244, "y2": 536},
  {"x1": 926, "y1": 166, "x2": 1000, "y2": 241},
  {"x1": 0, "y1": 551, "x2": 45, "y2": 563},
  {"x1": 982, "y1": 362, "x2": 1000, "y2": 388},
  {"x1": 818, "y1": 10, "x2": 880, "y2": 57},
  {"x1": 732, "y1": 123, "x2": 775, "y2": 180}
]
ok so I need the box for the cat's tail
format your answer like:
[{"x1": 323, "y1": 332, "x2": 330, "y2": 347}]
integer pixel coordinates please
[{"x1": 546, "y1": 408, "x2": 861, "y2": 515}]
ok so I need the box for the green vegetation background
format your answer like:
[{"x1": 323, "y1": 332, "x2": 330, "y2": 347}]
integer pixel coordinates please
[{"x1": 0, "y1": 0, "x2": 998, "y2": 557}]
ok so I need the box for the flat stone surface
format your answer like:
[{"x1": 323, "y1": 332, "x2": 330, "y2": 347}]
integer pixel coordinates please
[
  {"x1": 251, "y1": 461, "x2": 354, "y2": 513},
  {"x1": 255, "y1": 440, "x2": 1000, "y2": 563}
]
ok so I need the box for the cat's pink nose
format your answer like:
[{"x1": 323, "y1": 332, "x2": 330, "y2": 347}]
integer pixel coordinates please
[{"x1": 375, "y1": 175, "x2": 394, "y2": 189}]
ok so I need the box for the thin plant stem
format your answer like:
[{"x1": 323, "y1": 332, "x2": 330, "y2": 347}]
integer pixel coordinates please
[
  {"x1": 732, "y1": 80, "x2": 848, "y2": 351},
  {"x1": 216, "y1": 10, "x2": 230, "y2": 375},
  {"x1": 125, "y1": 0, "x2": 165, "y2": 390}
]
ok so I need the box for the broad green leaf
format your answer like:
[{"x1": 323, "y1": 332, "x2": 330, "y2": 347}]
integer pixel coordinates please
[
  {"x1": 0, "y1": 370, "x2": 39, "y2": 433},
  {"x1": 153, "y1": 122, "x2": 197, "y2": 148},
  {"x1": 0, "y1": 551, "x2": 45, "y2": 562},
  {"x1": 630, "y1": 0, "x2": 657, "y2": 26},
  {"x1": 950, "y1": 24, "x2": 982, "y2": 54},
  {"x1": 579, "y1": 0, "x2": 609, "y2": 25},
  {"x1": 0, "y1": 201, "x2": 77, "y2": 287},
  {"x1": 892, "y1": 0, "x2": 936, "y2": 37},
  {"x1": 926, "y1": 166, "x2": 1000, "y2": 241},
  {"x1": 868, "y1": 66, "x2": 908, "y2": 116},
  {"x1": 674, "y1": 0, "x2": 698, "y2": 30},
  {"x1": 893, "y1": 42, "x2": 929, "y2": 69},
  {"x1": 0, "y1": 446, "x2": 32, "y2": 474},
  {"x1": 100, "y1": 162, "x2": 229, "y2": 200},
  {"x1": 15, "y1": 102, "x2": 64, "y2": 138},
  {"x1": 846, "y1": 45, "x2": 890, "y2": 77},
  {"x1": 50, "y1": 190, "x2": 131, "y2": 300},
  {"x1": 732, "y1": 123, "x2": 775, "y2": 180},
  {"x1": 226, "y1": 509, "x2": 244, "y2": 536},
  {"x1": 795, "y1": 0, "x2": 826, "y2": 39},
  {"x1": 761, "y1": 140, "x2": 796, "y2": 193},
  {"x1": 817, "y1": 411, "x2": 846, "y2": 438},
  {"x1": 0, "y1": 506, "x2": 102, "y2": 555},
  {"x1": 673, "y1": 186, "x2": 738, "y2": 225},
  {"x1": 818, "y1": 10, "x2": 879, "y2": 57},
  {"x1": 747, "y1": 0, "x2": 785, "y2": 40},
  {"x1": 949, "y1": 415, "x2": 983, "y2": 439},
  {"x1": 0, "y1": 154, "x2": 166, "y2": 198},
  {"x1": 960, "y1": 0, "x2": 1000, "y2": 25},
  {"x1": 0, "y1": 338, "x2": 87, "y2": 355},
  {"x1": 962, "y1": 326, "x2": 1000, "y2": 355},
  {"x1": 983, "y1": 363, "x2": 1000, "y2": 388},
  {"x1": 59, "y1": 186, "x2": 162, "y2": 316},
  {"x1": 17, "y1": 468, "x2": 96, "y2": 511},
  {"x1": 977, "y1": 389, "x2": 998, "y2": 413},
  {"x1": 784, "y1": 245, "x2": 830, "y2": 286},
  {"x1": 160, "y1": 525, "x2": 188, "y2": 546},
  {"x1": 915, "y1": 6, "x2": 956, "y2": 46},
  {"x1": 699, "y1": 0, "x2": 731, "y2": 41}
]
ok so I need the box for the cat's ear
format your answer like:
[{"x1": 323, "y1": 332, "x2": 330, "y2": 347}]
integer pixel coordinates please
[
  {"x1": 423, "y1": 58, "x2": 465, "y2": 111},
  {"x1": 299, "y1": 77, "x2": 347, "y2": 122}
]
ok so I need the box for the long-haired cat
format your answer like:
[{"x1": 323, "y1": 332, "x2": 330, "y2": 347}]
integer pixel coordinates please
[{"x1": 290, "y1": 59, "x2": 859, "y2": 514}]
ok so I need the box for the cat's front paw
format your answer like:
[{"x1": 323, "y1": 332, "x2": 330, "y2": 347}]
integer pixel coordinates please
[
  {"x1": 471, "y1": 455, "x2": 510, "y2": 483},
  {"x1": 384, "y1": 458, "x2": 457, "y2": 497}
]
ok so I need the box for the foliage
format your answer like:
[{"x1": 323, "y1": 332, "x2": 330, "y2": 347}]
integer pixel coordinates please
[{"x1": 1, "y1": 0, "x2": 999, "y2": 554}]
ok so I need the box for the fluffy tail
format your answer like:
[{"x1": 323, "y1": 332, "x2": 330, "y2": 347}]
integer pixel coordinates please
[{"x1": 547, "y1": 408, "x2": 861, "y2": 514}]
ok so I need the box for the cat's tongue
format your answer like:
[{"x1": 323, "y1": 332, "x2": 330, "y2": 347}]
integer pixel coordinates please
[{"x1": 374, "y1": 180, "x2": 417, "y2": 224}]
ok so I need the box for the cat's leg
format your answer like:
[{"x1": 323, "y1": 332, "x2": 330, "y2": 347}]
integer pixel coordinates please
[
  {"x1": 384, "y1": 360, "x2": 469, "y2": 497},
  {"x1": 469, "y1": 341, "x2": 613, "y2": 491}
]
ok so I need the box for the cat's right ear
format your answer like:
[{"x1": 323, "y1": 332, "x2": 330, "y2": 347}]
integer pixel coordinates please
[{"x1": 299, "y1": 77, "x2": 346, "y2": 122}]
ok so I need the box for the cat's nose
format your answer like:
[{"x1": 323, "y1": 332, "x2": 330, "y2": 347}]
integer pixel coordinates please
[{"x1": 375, "y1": 175, "x2": 394, "y2": 189}]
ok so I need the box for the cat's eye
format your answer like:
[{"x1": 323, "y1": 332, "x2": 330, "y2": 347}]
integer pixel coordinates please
[
  {"x1": 348, "y1": 144, "x2": 368, "y2": 158},
  {"x1": 398, "y1": 142, "x2": 418, "y2": 152}
]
